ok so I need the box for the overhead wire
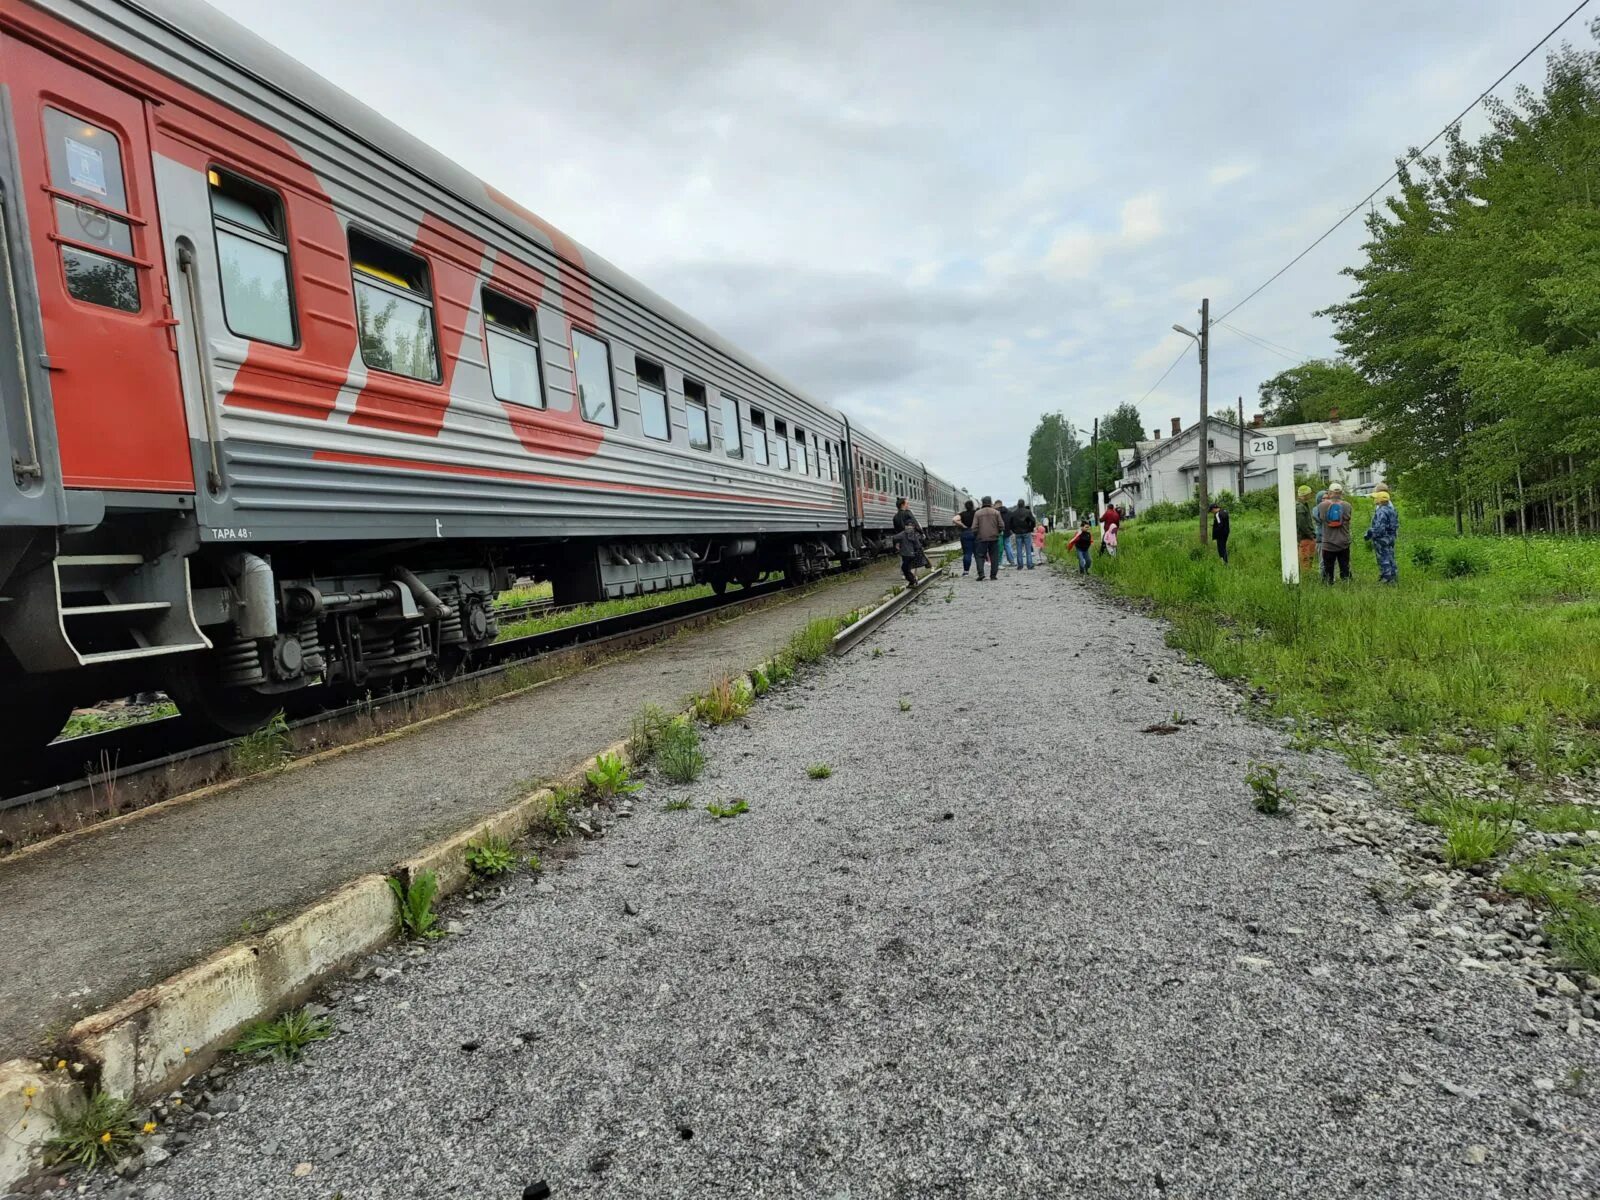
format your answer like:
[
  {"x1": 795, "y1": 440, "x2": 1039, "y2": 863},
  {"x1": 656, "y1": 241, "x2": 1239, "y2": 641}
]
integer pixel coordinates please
[
  {"x1": 1136, "y1": 341, "x2": 1194, "y2": 405},
  {"x1": 1215, "y1": 320, "x2": 1311, "y2": 363},
  {"x1": 1215, "y1": 0, "x2": 1594, "y2": 324}
]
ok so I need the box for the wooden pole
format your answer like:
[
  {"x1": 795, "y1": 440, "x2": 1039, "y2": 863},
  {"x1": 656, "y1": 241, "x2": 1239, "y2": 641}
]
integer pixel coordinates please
[
  {"x1": 1197, "y1": 298, "x2": 1210, "y2": 544},
  {"x1": 1237, "y1": 396, "x2": 1246, "y2": 498}
]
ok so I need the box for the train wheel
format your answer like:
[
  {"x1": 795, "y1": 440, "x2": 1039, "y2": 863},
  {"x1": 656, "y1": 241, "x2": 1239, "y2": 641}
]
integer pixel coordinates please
[
  {"x1": 165, "y1": 664, "x2": 282, "y2": 739},
  {"x1": 708, "y1": 575, "x2": 728, "y2": 596}
]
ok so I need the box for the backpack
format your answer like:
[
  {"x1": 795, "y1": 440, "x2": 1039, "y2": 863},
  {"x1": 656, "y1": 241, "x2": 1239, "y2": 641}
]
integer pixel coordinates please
[{"x1": 1325, "y1": 501, "x2": 1345, "y2": 527}]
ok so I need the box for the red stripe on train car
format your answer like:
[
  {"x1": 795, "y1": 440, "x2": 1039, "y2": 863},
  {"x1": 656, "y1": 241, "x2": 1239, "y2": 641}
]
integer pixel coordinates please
[{"x1": 311, "y1": 449, "x2": 835, "y2": 509}]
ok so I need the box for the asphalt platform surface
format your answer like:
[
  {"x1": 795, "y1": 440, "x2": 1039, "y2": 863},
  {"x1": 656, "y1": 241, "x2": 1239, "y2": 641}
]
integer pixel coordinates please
[
  {"x1": 0, "y1": 564, "x2": 901, "y2": 1062},
  {"x1": 124, "y1": 556, "x2": 1599, "y2": 1199}
]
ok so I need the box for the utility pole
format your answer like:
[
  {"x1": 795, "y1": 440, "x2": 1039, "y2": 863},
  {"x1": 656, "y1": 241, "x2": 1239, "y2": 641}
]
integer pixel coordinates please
[
  {"x1": 1092, "y1": 417, "x2": 1101, "y2": 520},
  {"x1": 1237, "y1": 396, "x2": 1246, "y2": 498},
  {"x1": 1197, "y1": 298, "x2": 1210, "y2": 544}
]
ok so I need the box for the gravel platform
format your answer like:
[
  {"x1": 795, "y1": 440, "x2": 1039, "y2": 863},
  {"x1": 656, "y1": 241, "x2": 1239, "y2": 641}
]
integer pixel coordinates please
[
  {"x1": 118, "y1": 560, "x2": 1598, "y2": 1199},
  {"x1": 0, "y1": 564, "x2": 900, "y2": 1063}
]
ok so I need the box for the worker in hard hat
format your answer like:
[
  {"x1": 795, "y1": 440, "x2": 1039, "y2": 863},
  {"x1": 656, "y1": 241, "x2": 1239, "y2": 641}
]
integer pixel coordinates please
[
  {"x1": 1295, "y1": 485, "x2": 1316, "y2": 569},
  {"x1": 1364, "y1": 489, "x2": 1399, "y2": 584}
]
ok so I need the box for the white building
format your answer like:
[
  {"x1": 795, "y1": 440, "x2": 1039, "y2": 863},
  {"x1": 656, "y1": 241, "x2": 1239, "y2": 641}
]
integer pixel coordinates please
[{"x1": 1109, "y1": 415, "x2": 1384, "y2": 513}]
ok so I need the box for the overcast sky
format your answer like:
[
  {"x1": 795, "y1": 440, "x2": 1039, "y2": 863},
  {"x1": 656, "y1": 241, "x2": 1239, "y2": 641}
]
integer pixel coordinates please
[{"x1": 208, "y1": 0, "x2": 1578, "y2": 499}]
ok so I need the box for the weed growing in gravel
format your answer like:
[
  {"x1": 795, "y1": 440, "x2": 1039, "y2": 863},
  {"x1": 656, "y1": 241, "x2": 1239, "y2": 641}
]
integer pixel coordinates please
[
  {"x1": 806, "y1": 763, "x2": 833, "y2": 780},
  {"x1": 540, "y1": 785, "x2": 580, "y2": 839},
  {"x1": 871, "y1": 647, "x2": 884, "y2": 659},
  {"x1": 694, "y1": 675, "x2": 752, "y2": 725},
  {"x1": 525, "y1": 853, "x2": 543, "y2": 873},
  {"x1": 1442, "y1": 810, "x2": 1516, "y2": 868},
  {"x1": 943, "y1": 588, "x2": 955, "y2": 603},
  {"x1": 1500, "y1": 858, "x2": 1582, "y2": 908},
  {"x1": 662, "y1": 796, "x2": 693, "y2": 812},
  {"x1": 389, "y1": 870, "x2": 443, "y2": 939},
  {"x1": 705, "y1": 799, "x2": 749, "y2": 819},
  {"x1": 769, "y1": 653, "x2": 795, "y2": 684},
  {"x1": 233, "y1": 1007, "x2": 333, "y2": 1063},
  {"x1": 1548, "y1": 903, "x2": 1600, "y2": 975},
  {"x1": 898, "y1": 697, "x2": 912, "y2": 712},
  {"x1": 787, "y1": 616, "x2": 840, "y2": 665},
  {"x1": 585, "y1": 752, "x2": 639, "y2": 799},
  {"x1": 1244, "y1": 761, "x2": 1290, "y2": 815},
  {"x1": 657, "y1": 720, "x2": 707, "y2": 784},
  {"x1": 750, "y1": 667, "x2": 771, "y2": 696},
  {"x1": 465, "y1": 834, "x2": 517, "y2": 878},
  {"x1": 44, "y1": 1091, "x2": 138, "y2": 1171},
  {"x1": 626, "y1": 704, "x2": 673, "y2": 764},
  {"x1": 232, "y1": 710, "x2": 291, "y2": 775}
]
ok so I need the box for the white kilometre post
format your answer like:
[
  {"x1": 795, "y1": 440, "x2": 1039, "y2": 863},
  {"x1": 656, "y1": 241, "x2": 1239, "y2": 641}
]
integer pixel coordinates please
[{"x1": 1253, "y1": 431, "x2": 1298, "y2": 584}]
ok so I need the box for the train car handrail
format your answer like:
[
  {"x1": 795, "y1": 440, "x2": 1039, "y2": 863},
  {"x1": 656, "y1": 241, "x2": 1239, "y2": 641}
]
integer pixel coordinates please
[
  {"x1": 0, "y1": 189, "x2": 42, "y2": 482},
  {"x1": 176, "y1": 242, "x2": 224, "y2": 495}
]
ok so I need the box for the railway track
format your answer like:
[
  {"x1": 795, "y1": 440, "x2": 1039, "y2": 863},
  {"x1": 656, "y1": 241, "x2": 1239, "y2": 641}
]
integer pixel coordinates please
[{"x1": 1, "y1": 574, "x2": 820, "y2": 825}]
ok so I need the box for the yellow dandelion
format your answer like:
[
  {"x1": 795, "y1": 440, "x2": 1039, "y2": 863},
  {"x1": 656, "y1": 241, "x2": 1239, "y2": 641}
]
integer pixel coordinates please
[
  {"x1": 142, "y1": 1121, "x2": 157, "y2": 1134},
  {"x1": 171, "y1": 1097, "x2": 182, "y2": 1106},
  {"x1": 55, "y1": 1059, "x2": 66, "y2": 1071},
  {"x1": 99, "y1": 1131, "x2": 112, "y2": 1144},
  {"x1": 182, "y1": 1046, "x2": 192, "y2": 1056},
  {"x1": 22, "y1": 1086, "x2": 36, "y2": 1098}
]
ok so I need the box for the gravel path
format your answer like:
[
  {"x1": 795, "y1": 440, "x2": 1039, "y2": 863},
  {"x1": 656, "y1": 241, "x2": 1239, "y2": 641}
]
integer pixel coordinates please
[{"x1": 114, "y1": 559, "x2": 1598, "y2": 1199}]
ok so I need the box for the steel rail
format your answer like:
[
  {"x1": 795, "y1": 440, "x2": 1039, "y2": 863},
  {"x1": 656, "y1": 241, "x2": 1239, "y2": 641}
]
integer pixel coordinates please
[{"x1": 830, "y1": 566, "x2": 944, "y2": 656}]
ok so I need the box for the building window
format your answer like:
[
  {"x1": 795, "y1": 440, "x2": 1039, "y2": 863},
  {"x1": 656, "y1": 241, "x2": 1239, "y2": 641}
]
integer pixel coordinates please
[
  {"x1": 684, "y1": 379, "x2": 711, "y2": 451},
  {"x1": 350, "y1": 229, "x2": 439, "y2": 382},
  {"x1": 720, "y1": 395, "x2": 742, "y2": 458},
  {"x1": 636, "y1": 358, "x2": 670, "y2": 441},
  {"x1": 481, "y1": 288, "x2": 543, "y2": 408},
  {"x1": 750, "y1": 407, "x2": 770, "y2": 466},
  {"x1": 773, "y1": 418, "x2": 791, "y2": 470},
  {"x1": 45, "y1": 108, "x2": 139, "y2": 312},
  {"x1": 571, "y1": 329, "x2": 615, "y2": 426},
  {"x1": 209, "y1": 169, "x2": 294, "y2": 345},
  {"x1": 1319, "y1": 466, "x2": 1332, "y2": 484}
]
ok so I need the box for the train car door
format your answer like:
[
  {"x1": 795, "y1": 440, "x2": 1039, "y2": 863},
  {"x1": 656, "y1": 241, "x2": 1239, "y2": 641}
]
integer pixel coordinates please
[{"x1": 2, "y1": 37, "x2": 193, "y2": 491}]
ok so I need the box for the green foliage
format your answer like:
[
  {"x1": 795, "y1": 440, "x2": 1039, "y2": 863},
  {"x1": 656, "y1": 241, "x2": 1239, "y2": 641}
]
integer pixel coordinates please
[
  {"x1": 806, "y1": 763, "x2": 833, "y2": 780},
  {"x1": 656, "y1": 720, "x2": 706, "y2": 784},
  {"x1": 1442, "y1": 546, "x2": 1487, "y2": 578},
  {"x1": 1411, "y1": 544, "x2": 1437, "y2": 568},
  {"x1": 525, "y1": 852, "x2": 543, "y2": 873},
  {"x1": 1244, "y1": 761, "x2": 1289, "y2": 814},
  {"x1": 497, "y1": 583, "x2": 717, "y2": 641},
  {"x1": 232, "y1": 710, "x2": 291, "y2": 774},
  {"x1": 662, "y1": 796, "x2": 693, "y2": 812},
  {"x1": 1442, "y1": 810, "x2": 1516, "y2": 868},
  {"x1": 694, "y1": 675, "x2": 753, "y2": 725},
  {"x1": 388, "y1": 870, "x2": 442, "y2": 939},
  {"x1": 1548, "y1": 902, "x2": 1600, "y2": 976},
  {"x1": 787, "y1": 616, "x2": 840, "y2": 665},
  {"x1": 1500, "y1": 857, "x2": 1582, "y2": 909},
  {"x1": 626, "y1": 704, "x2": 673, "y2": 764},
  {"x1": 705, "y1": 799, "x2": 749, "y2": 819},
  {"x1": 44, "y1": 1091, "x2": 138, "y2": 1171},
  {"x1": 1256, "y1": 358, "x2": 1373, "y2": 425},
  {"x1": 871, "y1": 647, "x2": 884, "y2": 658},
  {"x1": 1319, "y1": 25, "x2": 1600, "y2": 531},
  {"x1": 750, "y1": 666, "x2": 771, "y2": 696},
  {"x1": 898, "y1": 697, "x2": 912, "y2": 712},
  {"x1": 541, "y1": 785, "x2": 580, "y2": 838},
  {"x1": 465, "y1": 834, "x2": 517, "y2": 878},
  {"x1": 233, "y1": 1007, "x2": 334, "y2": 1063},
  {"x1": 1026, "y1": 406, "x2": 1143, "y2": 517},
  {"x1": 585, "y1": 751, "x2": 639, "y2": 798}
]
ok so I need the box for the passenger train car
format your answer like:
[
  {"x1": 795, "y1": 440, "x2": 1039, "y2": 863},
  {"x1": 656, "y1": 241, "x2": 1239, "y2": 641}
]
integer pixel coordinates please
[{"x1": 0, "y1": 0, "x2": 965, "y2": 754}]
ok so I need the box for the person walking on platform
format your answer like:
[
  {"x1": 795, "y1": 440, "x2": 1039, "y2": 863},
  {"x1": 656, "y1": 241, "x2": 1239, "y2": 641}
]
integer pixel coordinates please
[
  {"x1": 956, "y1": 499, "x2": 977, "y2": 576},
  {"x1": 1101, "y1": 522, "x2": 1118, "y2": 557},
  {"x1": 1010, "y1": 499, "x2": 1036, "y2": 570},
  {"x1": 1032, "y1": 517, "x2": 1047, "y2": 561},
  {"x1": 1069, "y1": 520, "x2": 1094, "y2": 574},
  {"x1": 1365, "y1": 490, "x2": 1399, "y2": 584},
  {"x1": 1316, "y1": 484, "x2": 1353, "y2": 583},
  {"x1": 1295, "y1": 485, "x2": 1316, "y2": 569},
  {"x1": 1209, "y1": 502, "x2": 1230, "y2": 563},
  {"x1": 970, "y1": 497, "x2": 1005, "y2": 581},
  {"x1": 996, "y1": 502, "x2": 1016, "y2": 567}
]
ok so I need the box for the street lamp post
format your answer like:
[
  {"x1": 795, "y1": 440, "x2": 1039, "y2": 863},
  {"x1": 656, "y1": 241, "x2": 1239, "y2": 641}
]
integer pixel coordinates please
[{"x1": 1172, "y1": 297, "x2": 1211, "y2": 544}]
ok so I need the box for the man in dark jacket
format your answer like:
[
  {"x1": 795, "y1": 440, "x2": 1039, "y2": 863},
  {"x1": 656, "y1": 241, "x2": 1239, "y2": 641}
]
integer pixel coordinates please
[
  {"x1": 1316, "y1": 484, "x2": 1353, "y2": 583},
  {"x1": 970, "y1": 497, "x2": 1005, "y2": 581},
  {"x1": 1209, "y1": 502, "x2": 1230, "y2": 563},
  {"x1": 1009, "y1": 500, "x2": 1036, "y2": 570},
  {"x1": 956, "y1": 499, "x2": 978, "y2": 576},
  {"x1": 893, "y1": 498, "x2": 923, "y2": 586},
  {"x1": 995, "y1": 502, "x2": 1015, "y2": 567}
]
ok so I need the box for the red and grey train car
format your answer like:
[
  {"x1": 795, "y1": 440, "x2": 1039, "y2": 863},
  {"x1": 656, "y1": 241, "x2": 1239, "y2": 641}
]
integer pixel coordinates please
[{"x1": 0, "y1": 0, "x2": 962, "y2": 753}]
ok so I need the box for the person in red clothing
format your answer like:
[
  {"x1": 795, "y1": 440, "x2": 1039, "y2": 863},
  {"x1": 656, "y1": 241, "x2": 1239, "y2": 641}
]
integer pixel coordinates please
[{"x1": 1101, "y1": 503, "x2": 1121, "y2": 531}]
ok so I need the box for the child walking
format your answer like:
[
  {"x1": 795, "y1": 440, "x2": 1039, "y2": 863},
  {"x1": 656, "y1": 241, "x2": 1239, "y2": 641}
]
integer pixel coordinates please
[{"x1": 1070, "y1": 521, "x2": 1093, "y2": 574}]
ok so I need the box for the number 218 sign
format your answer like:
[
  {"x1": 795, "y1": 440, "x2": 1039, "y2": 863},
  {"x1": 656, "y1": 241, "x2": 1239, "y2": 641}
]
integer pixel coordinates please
[{"x1": 1250, "y1": 436, "x2": 1279, "y2": 457}]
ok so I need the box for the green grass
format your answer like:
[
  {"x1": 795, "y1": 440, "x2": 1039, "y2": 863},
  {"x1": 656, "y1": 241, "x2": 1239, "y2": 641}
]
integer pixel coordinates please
[
  {"x1": 1442, "y1": 811, "x2": 1517, "y2": 868},
  {"x1": 388, "y1": 869, "x2": 442, "y2": 939},
  {"x1": 786, "y1": 616, "x2": 841, "y2": 665},
  {"x1": 495, "y1": 583, "x2": 718, "y2": 640},
  {"x1": 694, "y1": 675, "x2": 753, "y2": 725},
  {"x1": 1500, "y1": 857, "x2": 1583, "y2": 908},
  {"x1": 806, "y1": 763, "x2": 833, "y2": 780},
  {"x1": 232, "y1": 710, "x2": 291, "y2": 774},
  {"x1": 1244, "y1": 760, "x2": 1289, "y2": 814},
  {"x1": 493, "y1": 580, "x2": 553, "y2": 608},
  {"x1": 539, "y1": 785, "x2": 581, "y2": 838},
  {"x1": 626, "y1": 703, "x2": 673, "y2": 764},
  {"x1": 705, "y1": 799, "x2": 749, "y2": 819},
  {"x1": 59, "y1": 700, "x2": 179, "y2": 739},
  {"x1": 584, "y1": 751, "x2": 639, "y2": 799},
  {"x1": 656, "y1": 720, "x2": 706, "y2": 784},
  {"x1": 233, "y1": 1006, "x2": 334, "y2": 1062},
  {"x1": 1547, "y1": 903, "x2": 1600, "y2": 975},
  {"x1": 44, "y1": 1091, "x2": 139, "y2": 1171},
  {"x1": 1057, "y1": 511, "x2": 1600, "y2": 776},
  {"x1": 662, "y1": 796, "x2": 693, "y2": 812}
]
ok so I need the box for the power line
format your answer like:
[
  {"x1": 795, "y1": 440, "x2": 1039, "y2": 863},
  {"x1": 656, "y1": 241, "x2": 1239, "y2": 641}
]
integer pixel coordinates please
[
  {"x1": 1216, "y1": 0, "x2": 1594, "y2": 324},
  {"x1": 1137, "y1": 341, "x2": 1194, "y2": 405},
  {"x1": 1215, "y1": 320, "x2": 1309, "y2": 363}
]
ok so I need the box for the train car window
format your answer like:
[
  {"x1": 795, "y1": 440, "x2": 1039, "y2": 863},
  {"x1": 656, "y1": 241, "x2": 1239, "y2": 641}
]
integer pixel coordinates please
[
  {"x1": 773, "y1": 419, "x2": 791, "y2": 471},
  {"x1": 209, "y1": 169, "x2": 295, "y2": 346},
  {"x1": 349, "y1": 229, "x2": 439, "y2": 382},
  {"x1": 750, "y1": 408, "x2": 770, "y2": 466},
  {"x1": 44, "y1": 108, "x2": 138, "y2": 311},
  {"x1": 571, "y1": 329, "x2": 616, "y2": 425},
  {"x1": 636, "y1": 358, "x2": 670, "y2": 440},
  {"x1": 482, "y1": 288, "x2": 544, "y2": 408},
  {"x1": 719, "y1": 395, "x2": 743, "y2": 458},
  {"x1": 793, "y1": 426, "x2": 808, "y2": 475},
  {"x1": 684, "y1": 379, "x2": 711, "y2": 451}
]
